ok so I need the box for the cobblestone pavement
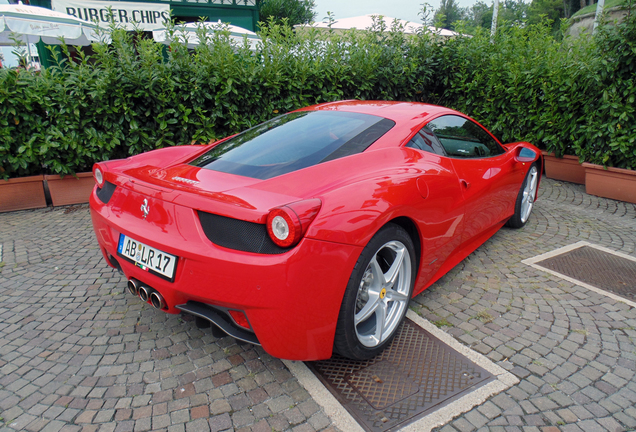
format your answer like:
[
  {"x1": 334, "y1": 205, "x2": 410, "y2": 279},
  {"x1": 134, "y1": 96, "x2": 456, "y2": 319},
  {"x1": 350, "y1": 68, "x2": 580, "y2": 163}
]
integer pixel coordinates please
[
  {"x1": 1, "y1": 177, "x2": 636, "y2": 432},
  {"x1": 0, "y1": 207, "x2": 335, "y2": 432}
]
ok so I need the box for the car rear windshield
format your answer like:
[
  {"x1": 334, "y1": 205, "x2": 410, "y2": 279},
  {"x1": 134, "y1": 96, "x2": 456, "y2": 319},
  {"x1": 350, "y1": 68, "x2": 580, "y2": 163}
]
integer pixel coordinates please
[{"x1": 191, "y1": 111, "x2": 395, "y2": 180}]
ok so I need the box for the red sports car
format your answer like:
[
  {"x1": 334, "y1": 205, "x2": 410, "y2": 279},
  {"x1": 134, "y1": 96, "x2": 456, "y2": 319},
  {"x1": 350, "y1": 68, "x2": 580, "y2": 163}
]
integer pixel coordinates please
[{"x1": 90, "y1": 101, "x2": 541, "y2": 361}]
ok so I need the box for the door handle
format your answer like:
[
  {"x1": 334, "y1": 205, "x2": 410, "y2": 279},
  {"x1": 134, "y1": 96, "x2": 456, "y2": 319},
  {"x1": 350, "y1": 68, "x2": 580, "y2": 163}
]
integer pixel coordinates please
[
  {"x1": 416, "y1": 177, "x2": 429, "y2": 199},
  {"x1": 461, "y1": 179, "x2": 471, "y2": 189}
]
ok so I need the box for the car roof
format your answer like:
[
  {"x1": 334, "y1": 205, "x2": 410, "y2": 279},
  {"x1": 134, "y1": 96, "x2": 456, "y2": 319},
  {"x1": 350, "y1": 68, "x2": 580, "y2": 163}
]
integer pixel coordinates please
[{"x1": 300, "y1": 100, "x2": 459, "y2": 124}]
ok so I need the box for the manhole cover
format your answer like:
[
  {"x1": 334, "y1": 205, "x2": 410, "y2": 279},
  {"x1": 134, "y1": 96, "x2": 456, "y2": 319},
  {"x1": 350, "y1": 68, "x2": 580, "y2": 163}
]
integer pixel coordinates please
[
  {"x1": 307, "y1": 319, "x2": 495, "y2": 432},
  {"x1": 535, "y1": 245, "x2": 636, "y2": 301}
]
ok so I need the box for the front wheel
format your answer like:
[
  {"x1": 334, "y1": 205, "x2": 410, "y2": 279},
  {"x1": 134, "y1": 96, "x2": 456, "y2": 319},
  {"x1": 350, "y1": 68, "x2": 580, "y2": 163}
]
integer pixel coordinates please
[
  {"x1": 334, "y1": 224, "x2": 416, "y2": 360},
  {"x1": 506, "y1": 163, "x2": 539, "y2": 228}
]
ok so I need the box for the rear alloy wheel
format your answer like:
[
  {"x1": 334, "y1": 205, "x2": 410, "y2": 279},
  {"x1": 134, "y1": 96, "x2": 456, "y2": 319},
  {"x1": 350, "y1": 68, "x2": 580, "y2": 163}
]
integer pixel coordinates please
[
  {"x1": 506, "y1": 163, "x2": 539, "y2": 228},
  {"x1": 334, "y1": 224, "x2": 416, "y2": 360}
]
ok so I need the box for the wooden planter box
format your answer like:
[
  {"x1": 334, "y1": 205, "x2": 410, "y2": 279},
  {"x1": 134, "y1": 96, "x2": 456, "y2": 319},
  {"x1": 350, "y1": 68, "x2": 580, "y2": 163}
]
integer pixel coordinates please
[
  {"x1": 542, "y1": 152, "x2": 586, "y2": 185},
  {"x1": 583, "y1": 163, "x2": 636, "y2": 204},
  {"x1": 0, "y1": 175, "x2": 47, "y2": 213},
  {"x1": 45, "y1": 172, "x2": 95, "y2": 206}
]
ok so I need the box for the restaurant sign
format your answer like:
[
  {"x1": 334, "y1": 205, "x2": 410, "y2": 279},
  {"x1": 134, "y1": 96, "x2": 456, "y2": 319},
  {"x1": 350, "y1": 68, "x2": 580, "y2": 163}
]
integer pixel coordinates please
[{"x1": 51, "y1": 0, "x2": 170, "y2": 31}]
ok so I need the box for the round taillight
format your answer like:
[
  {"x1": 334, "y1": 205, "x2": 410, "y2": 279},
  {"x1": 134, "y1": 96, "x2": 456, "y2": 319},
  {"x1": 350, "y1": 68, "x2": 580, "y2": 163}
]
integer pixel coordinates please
[
  {"x1": 271, "y1": 215, "x2": 290, "y2": 241},
  {"x1": 93, "y1": 164, "x2": 105, "y2": 188},
  {"x1": 265, "y1": 199, "x2": 322, "y2": 249},
  {"x1": 267, "y1": 208, "x2": 298, "y2": 248}
]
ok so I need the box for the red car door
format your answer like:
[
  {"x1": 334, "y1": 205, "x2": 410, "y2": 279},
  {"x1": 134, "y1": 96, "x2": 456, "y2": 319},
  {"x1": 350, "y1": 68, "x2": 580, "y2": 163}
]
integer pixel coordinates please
[
  {"x1": 425, "y1": 115, "x2": 520, "y2": 244},
  {"x1": 450, "y1": 153, "x2": 519, "y2": 243}
]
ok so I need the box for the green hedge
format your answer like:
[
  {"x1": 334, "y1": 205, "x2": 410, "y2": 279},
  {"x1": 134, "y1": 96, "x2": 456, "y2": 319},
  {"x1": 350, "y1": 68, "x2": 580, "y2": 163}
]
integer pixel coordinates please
[
  {"x1": 435, "y1": 17, "x2": 636, "y2": 168},
  {"x1": 1, "y1": 15, "x2": 635, "y2": 179}
]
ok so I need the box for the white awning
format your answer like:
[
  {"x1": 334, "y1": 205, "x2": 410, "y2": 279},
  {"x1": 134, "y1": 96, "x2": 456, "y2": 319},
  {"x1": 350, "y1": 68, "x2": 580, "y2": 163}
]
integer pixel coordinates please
[
  {"x1": 153, "y1": 21, "x2": 260, "y2": 50},
  {"x1": 0, "y1": 3, "x2": 109, "y2": 46},
  {"x1": 296, "y1": 14, "x2": 459, "y2": 37}
]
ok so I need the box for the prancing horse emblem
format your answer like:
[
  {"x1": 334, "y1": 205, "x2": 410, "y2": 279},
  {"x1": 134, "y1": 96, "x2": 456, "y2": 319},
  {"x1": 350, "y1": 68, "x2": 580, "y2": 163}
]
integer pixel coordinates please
[{"x1": 141, "y1": 199, "x2": 149, "y2": 219}]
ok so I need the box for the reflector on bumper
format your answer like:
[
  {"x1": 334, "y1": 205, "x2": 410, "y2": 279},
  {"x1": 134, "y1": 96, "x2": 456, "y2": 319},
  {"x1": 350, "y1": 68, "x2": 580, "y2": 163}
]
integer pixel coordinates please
[{"x1": 176, "y1": 301, "x2": 260, "y2": 345}]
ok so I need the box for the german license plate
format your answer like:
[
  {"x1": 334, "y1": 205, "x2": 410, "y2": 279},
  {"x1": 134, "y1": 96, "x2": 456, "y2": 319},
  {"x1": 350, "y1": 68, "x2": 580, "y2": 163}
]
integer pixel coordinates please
[{"x1": 117, "y1": 234, "x2": 177, "y2": 281}]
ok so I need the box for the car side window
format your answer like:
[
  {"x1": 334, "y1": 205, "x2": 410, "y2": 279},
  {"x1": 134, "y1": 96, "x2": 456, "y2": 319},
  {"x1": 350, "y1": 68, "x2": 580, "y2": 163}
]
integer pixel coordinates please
[
  {"x1": 425, "y1": 115, "x2": 505, "y2": 158},
  {"x1": 406, "y1": 126, "x2": 447, "y2": 156}
]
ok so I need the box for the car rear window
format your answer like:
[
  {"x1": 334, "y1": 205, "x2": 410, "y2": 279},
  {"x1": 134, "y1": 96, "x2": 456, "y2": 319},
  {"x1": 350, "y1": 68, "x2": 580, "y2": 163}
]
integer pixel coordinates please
[{"x1": 191, "y1": 111, "x2": 395, "y2": 180}]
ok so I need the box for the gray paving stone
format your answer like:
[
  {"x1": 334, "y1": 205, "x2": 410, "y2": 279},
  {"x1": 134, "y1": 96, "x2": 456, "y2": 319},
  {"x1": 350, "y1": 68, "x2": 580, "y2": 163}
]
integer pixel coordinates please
[
  {"x1": 463, "y1": 410, "x2": 488, "y2": 428},
  {"x1": 307, "y1": 412, "x2": 330, "y2": 430},
  {"x1": 476, "y1": 401, "x2": 501, "y2": 419},
  {"x1": 185, "y1": 418, "x2": 210, "y2": 432},
  {"x1": 266, "y1": 395, "x2": 294, "y2": 413},
  {"x1": 451, "y1": 417, "x2": 476, "y2": 432},
  {"x1": 577, "y1": 419, "x2": 605, "y2": 432},
  {"x1": 581, "y1": 386, "x2": 607, "y2": 401},
  {"x1": 7, "y1": 413, "x2": 37, "y2": 430},
  {"x1": 170, "y1": 409, "x2": 190, "y2": 425},
  {"x1": 231, "y1": 408, "x2": 255, "y2": 428},
  {"x1": 267, "y1": 413, "x2": 290, "y2": 431},
  {"x1": 40, "y1": 420, "x2": 66, "y2": 432},
  {"x1": 596, "y1": 416, "x2": 624, "y2": 431},
  {"x1": 284, "y1": 407, "x2": 306, "y2": 425},
  {"x1": 614, "y1": 412, "x2": 636, "y2": 428},
  {"x1": 491, "y1": 394, "x2": 517, "y2": 411}
]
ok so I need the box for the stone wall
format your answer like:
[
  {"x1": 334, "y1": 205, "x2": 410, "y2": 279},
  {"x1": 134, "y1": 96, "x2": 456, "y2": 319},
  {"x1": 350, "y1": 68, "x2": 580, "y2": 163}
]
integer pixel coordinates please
[{"x1": 568, "y1": 6, "x2": 630, "y2": 37}]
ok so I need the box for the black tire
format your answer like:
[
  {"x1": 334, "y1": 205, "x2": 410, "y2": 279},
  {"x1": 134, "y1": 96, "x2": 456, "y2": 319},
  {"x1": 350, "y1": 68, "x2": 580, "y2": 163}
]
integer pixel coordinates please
[
  {"x1": 506, "y1": 162, "x2": 539, "y2": 228},
  {"x1": 334, "y1": 223, "x2": 416, "y2": 360}
]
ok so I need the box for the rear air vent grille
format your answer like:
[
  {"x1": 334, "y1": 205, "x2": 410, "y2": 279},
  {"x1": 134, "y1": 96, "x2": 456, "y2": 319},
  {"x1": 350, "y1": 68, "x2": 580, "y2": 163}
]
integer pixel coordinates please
[
  {"x1": 197, "y1": 211, "x2": 290, "y2": 255},
  {"x1": 96, "y1": 181, "x2": 117, "y2": 204}
]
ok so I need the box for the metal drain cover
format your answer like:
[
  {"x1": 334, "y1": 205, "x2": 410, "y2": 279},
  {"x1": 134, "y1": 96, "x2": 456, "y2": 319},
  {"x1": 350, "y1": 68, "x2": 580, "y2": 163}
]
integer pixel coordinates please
[
  {"x1": 347, "y1": 361, "x2": 419, "y2": 410},
  {"x1": 536, "y1": 246, "x2": 636, "y2": 301},
  {"x1": 307, "y1": 319, "x2": 495, "y2": 432}
]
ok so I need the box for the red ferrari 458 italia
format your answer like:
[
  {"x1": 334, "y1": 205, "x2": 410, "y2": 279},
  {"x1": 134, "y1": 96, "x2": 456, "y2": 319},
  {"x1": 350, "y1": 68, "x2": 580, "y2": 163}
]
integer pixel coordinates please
[{"x1": 90, "y1": 100, "x2": 541, "y2": 361}]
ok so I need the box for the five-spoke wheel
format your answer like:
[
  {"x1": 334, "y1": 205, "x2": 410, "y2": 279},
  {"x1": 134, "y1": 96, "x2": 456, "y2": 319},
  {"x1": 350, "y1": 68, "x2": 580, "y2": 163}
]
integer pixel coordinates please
[
  {"x1": 355, "y1": 240, "x2": 411, "y2": 347},
  {"x1": 334, "y1": 224, "x2": 416, "y2": 360},
  {"x1": 507, "y1": 162, "x2": 539, "y2": 228}
]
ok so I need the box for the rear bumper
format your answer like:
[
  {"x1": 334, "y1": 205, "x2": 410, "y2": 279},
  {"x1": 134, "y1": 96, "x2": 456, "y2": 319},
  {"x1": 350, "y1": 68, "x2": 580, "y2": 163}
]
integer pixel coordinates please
[{"x1": 90, "y1": 186, "x2": 362, "y2": 360}]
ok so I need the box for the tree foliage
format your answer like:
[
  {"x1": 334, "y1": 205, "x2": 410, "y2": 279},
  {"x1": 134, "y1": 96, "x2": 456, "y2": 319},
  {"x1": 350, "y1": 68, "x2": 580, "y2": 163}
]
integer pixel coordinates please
[
  {"x1": 434, "y1": 0, "x2": 465, "y2": 29},
  {"x1": 436, "y1": 0, "x2": 528, "y2": 33},
  {"x1": 526, "y1": 0, "x2": 566, "y2": 34},
  {"x1": 468, "y1": 1, "x2": 493, "y2": 29},
  {"x1": 258, "y1": 0, "x2": 316, "y2": 27},
  {"x1": 447, "y1": 0, "x2": 584, "y2": 35}
]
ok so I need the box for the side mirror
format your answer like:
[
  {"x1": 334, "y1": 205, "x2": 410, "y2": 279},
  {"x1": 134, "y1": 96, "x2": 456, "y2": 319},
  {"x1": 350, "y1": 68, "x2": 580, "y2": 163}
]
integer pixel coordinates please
[
  {"x1": 516, "y1": 147, "x2": 537, "y2": 163},
  {"x1": 506, "y1": 142, "x2": 537, "y2": 163}
]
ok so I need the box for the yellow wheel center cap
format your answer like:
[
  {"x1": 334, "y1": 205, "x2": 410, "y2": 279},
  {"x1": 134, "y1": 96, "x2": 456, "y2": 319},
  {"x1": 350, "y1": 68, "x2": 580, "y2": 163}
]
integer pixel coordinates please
[{"x1": 380, "y1": 288, "x2": 387, "y2": 299}]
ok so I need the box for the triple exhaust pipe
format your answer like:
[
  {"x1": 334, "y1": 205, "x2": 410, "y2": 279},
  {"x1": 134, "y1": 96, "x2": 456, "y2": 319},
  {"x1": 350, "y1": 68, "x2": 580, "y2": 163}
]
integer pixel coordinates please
[{"x1": 127, "y1": 279, "x2": 166, "y2": 310}]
